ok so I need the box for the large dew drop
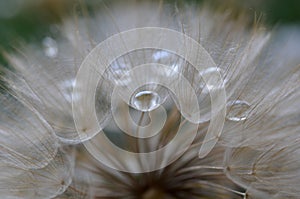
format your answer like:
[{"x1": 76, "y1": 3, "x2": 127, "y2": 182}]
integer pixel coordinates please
[
  {"x1": 131, "y1": 91, "x2": 161, "y2": 112},
  {"x1": 226, "y1": 100, "x2": 251, "y2": 122}
]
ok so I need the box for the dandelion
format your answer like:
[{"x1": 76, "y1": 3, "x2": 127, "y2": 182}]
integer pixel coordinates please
[{"x1": 0, "y1": 0, "x2": 300, "y2": 198}]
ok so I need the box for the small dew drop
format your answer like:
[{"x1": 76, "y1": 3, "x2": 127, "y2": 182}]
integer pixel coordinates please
[
  {"x1": 199, "y1": 67, "x2": 225, "y2": 94},
  {"x1": 43, "y1": 37, "x2": 58, "y2": 58},
  {"x1": 226, "y1": 100, "x2": 251, "y2": 122},
  {"x1": 132, "y1": 91, "x2": 160, "y2": 112}
]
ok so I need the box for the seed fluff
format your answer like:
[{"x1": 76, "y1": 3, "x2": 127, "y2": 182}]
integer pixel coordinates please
[{"x1": 0, "y1": 0, "x2": 300, "y2": 199}]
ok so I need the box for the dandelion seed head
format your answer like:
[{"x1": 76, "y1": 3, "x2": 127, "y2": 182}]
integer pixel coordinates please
[{"x1": 0, "y1": 0, "x2": 300, "y2": 199}]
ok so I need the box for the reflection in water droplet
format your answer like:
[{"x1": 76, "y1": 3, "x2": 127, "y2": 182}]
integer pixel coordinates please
[
  {"x1": 226, "y1": 100, "x2": 251, "y2": 122},
  {"x1": 43, "y1": 37, "x2": 58, "y2": 58},
  {"x1": 199, "y1": 67, "x2": 224, "y2": 94},
  {"x1": 131, "y1": 91, "x2": 160, "y2": 112}
]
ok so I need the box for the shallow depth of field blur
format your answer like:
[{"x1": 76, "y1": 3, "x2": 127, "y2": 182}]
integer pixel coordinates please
[
  {"x1": 0, "y1": 0, "x2": 300, "y2": 53},
  {"x1": 0, "y1": 1, "x2": 300, "y2": 198}
]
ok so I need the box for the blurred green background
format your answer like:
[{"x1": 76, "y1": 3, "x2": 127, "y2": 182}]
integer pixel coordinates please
[{"x1": 0, "y1": 0, "x2": 299, "y2": 55}]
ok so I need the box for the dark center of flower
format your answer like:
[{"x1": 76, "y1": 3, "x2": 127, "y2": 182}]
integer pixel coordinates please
[{"x1": 141, "y1": 187, "x2": 174, "y2": 199}]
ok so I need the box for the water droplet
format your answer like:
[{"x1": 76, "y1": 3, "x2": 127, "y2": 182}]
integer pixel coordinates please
[
  {"x1": 226, "y1": 100, "x2": 251, "y2": 122},
  {"x1": 199, "y1": 67, "x2": 224, "y2": 94},
  {"x1": 131, "y1": 91, "x2": 161, "y2": 112},
  {"x1": 43, "y1": 37, "x2": 58, "y2": 58}
]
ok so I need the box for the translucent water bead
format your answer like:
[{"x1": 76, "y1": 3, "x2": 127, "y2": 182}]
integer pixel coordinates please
[
  {"x1": 226, "y1": 100, "x2": 251, "y2": 122},
  {"x1": 131, "y1": 90, "x2": 161, "y2": 112}
]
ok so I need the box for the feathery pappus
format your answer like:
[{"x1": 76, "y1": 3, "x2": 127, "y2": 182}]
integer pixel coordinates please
[{"x1": 0, "y1": 0, "x2": 300, "y2": 198}]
